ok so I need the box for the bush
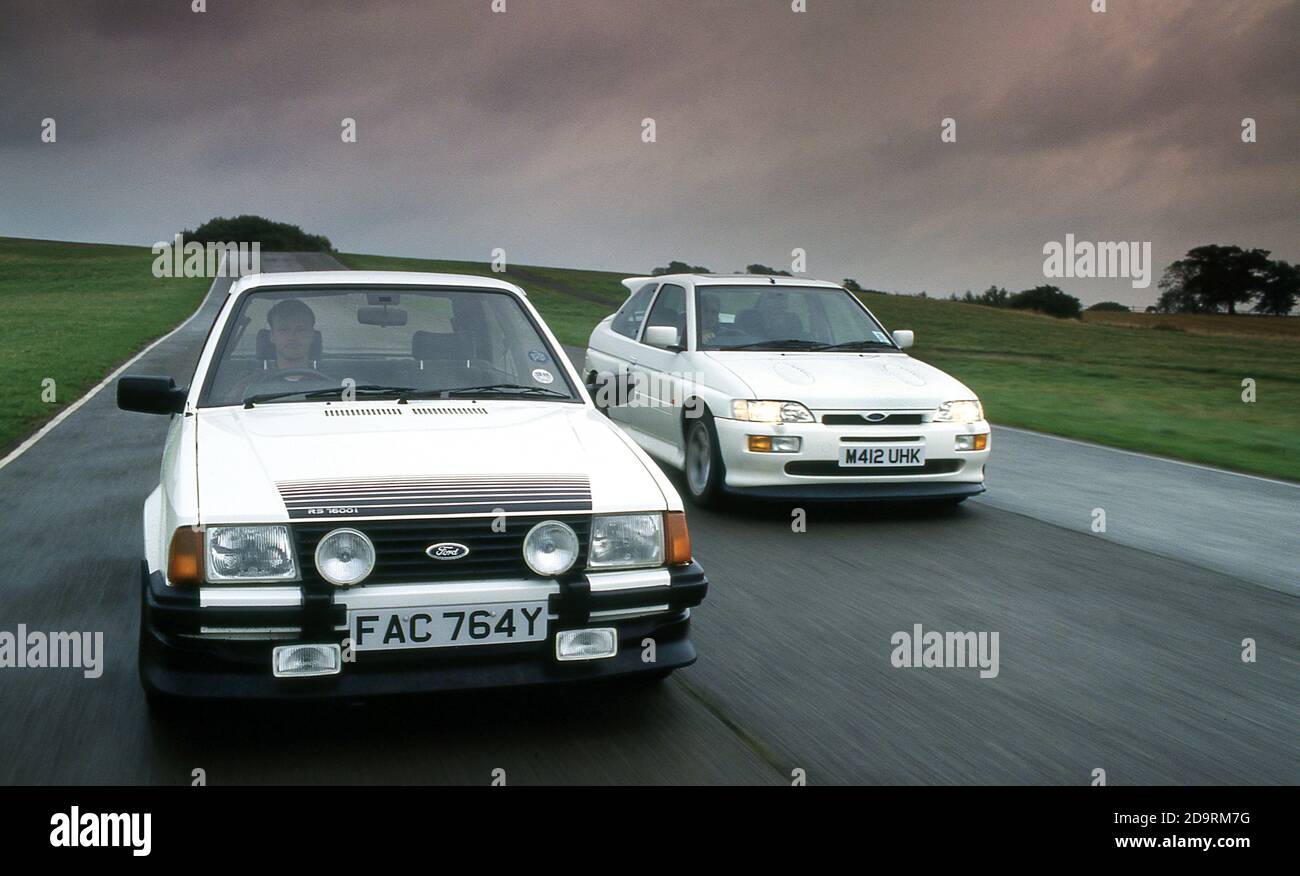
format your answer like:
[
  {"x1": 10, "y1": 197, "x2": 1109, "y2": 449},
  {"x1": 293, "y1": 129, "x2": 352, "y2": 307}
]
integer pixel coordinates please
[
  {"x1": 182, "y1": 215, "x2": 333, "y2": 252},
  {"x1": 1087, "y1": 301, "x2": 1131, "y2": 312},
  {"x1": 650, "y1": 260, "x2": 710, "y2": 276},
  {"x1": 1008, "y1": 285, "x2": 1083, "y2": 319}
]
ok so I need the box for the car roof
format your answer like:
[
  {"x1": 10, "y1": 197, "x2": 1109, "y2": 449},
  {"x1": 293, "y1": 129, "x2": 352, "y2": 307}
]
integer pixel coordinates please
[
  {"x1": 622, "y1": 274, "x2": 844, "y2": 291},
  {"x1": 228, "y1": 270, "x2": 528, "y2": 298}
]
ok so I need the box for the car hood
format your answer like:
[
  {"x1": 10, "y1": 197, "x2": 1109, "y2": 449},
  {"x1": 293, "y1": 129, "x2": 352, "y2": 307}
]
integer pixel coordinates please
[
  {"x1": 703, "y1": 351, "x2": 975, "y2": 410},
  {"x1": 194, "y1": 401, "x2": 668, "y2": 524}
]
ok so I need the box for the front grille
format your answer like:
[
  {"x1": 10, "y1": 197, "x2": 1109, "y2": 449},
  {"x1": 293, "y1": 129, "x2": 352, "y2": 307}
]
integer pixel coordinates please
[
  {"x1": 785, "y1": 460, "x2": 963, "y2": 477},
  {"x1": 821, "y1": 413, "x2": 925, "y2": 426},
  {"x1": 293, "y1": 514, "x2": 591, "y2": 586}
]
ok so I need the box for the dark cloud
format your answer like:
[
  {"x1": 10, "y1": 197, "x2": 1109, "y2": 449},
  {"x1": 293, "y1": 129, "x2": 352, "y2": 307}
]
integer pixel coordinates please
[{"x1": 0, "y1": 0, "x2": 1296, "y2": 307}]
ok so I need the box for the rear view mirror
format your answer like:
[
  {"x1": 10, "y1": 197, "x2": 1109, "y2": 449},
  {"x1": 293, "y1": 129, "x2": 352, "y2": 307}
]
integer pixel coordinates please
[
  {"x1": 643, "y1": 325, "x2": 681, "y2": 349},
  {"x1": 358, "y1": 305, "x2": 408, "y2": 327},
  {"x1": 118, "y1": 375, "x2": 187, "y2": 415},
  {"x1": 892, "y1": 329, "x2": 914, "y2": 349}
]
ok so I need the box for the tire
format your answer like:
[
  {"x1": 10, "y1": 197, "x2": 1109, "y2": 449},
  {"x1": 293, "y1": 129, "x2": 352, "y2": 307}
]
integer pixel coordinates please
[{"x1": 683, "y1": 413, "x2": 726, "y2": 508}]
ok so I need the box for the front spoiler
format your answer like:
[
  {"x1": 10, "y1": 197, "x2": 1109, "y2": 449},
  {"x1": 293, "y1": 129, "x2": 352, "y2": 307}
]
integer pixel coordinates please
[
  {"x1": 140, "y1": 561, "x2": 705, "y2": 700},
  {"x1": 722, "y1": 481, "x2": 985, "y2": 502}
]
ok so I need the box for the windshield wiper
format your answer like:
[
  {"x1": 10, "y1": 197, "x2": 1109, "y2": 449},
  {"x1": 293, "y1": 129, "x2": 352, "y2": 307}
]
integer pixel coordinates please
[
  {"x1": 243, "y1": 384, "x2": 415, "y2": 408},
  {"x1": 399, "y1": 383, "x2": 571, "y2": 401},
  {"x1": 807, "y1": 340, "x2": 897, "y2": 351},
  {"x1": 718, "y1": 338, "x2": 825, "y2": 351}
]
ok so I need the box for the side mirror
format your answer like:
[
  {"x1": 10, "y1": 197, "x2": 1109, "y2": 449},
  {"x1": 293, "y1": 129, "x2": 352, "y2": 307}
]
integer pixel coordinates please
[
  {"x1": 118, "y1": 376, "x2": 187, "y2": 415},
  {"x1": 892, "y1": 329, "x2": 914, "y2": 349},
  {"x1": 643, "y1": 325, "x2": 682, "y2": 350}
]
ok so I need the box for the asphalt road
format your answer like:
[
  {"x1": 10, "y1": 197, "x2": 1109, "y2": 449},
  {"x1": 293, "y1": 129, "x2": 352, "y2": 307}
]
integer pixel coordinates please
[{"x1": 0, "y1": 253, "x2": 1294, "y2": 785}]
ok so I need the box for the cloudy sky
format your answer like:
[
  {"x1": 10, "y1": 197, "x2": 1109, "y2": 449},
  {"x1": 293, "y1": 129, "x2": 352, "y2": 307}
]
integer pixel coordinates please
[{"x1": 2, "y1": 0, "x2": 1296, "y2": 306}]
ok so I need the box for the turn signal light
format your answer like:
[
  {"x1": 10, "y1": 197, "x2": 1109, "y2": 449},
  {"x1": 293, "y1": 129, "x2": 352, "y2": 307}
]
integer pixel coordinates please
[
  {"x1": 665, "y1": 511, "x2": 692, "y2": 565},
  {"x1": 167, "y1": 527, "x2": 205, "y2": 588}
]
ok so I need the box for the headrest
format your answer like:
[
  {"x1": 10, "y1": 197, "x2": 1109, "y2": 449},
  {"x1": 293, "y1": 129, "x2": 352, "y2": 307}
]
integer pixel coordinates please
[
  {"x1": 256, "y1": 329, "x2": 322, "y2": 361},
  {"x1": 413, "y1": 330, "x2": 472, "y2": 361}
]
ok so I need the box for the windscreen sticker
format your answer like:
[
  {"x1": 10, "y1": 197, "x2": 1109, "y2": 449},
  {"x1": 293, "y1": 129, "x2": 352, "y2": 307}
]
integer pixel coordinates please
[
  {"x1": 528, "y1": 350, "x2": 549, "y2": 363},
  {"x1": 531, "y1": 368, "x2": 555, "y2": 384}
]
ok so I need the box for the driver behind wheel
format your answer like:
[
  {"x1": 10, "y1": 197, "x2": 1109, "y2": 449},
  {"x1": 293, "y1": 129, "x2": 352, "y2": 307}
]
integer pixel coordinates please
[{"x1": 231, "y1": 298, "x2": 325, "y2": 400}]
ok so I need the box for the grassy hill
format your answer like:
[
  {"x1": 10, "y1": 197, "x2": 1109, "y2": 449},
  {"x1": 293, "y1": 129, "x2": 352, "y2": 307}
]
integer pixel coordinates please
[
  {"x1": 3, "y1": 237, "x2": 1296, "y2": 482},
  {"x1": 0, "y1": 237, "x2": 210, "y2": 455}
]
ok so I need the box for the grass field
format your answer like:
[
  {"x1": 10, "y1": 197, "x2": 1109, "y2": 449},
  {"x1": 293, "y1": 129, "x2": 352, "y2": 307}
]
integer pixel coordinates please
[
  {"x1": 0, "y1": 237, "x2": 211, "y2": 455},
  {"x1": 1082, "y1": 309, "x2": 1300, "y2": 341},
  {"x1": 3, "y1": 239, "x2": 1296, "y2": 482}
]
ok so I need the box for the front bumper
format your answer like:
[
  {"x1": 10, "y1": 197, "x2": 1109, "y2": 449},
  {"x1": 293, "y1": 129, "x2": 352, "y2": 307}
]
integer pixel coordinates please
[
  {"x1": 711, "y1": 415, "x2": 990, "y2": 500},
  {"x1": 141, "y1": 560, "x2": 707, "y2": 700}
]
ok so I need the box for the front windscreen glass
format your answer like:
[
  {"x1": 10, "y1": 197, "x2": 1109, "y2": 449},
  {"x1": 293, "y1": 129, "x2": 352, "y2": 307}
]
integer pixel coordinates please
[
  {"x1": 695, "y1": 285, "x2": 899, "y2": 352},
  {"x1": 199, "y1": 287, "x2": 578, "y2": 407}
]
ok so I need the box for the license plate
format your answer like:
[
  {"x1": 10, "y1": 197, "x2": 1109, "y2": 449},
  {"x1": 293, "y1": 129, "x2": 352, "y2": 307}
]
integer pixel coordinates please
[
  {"x1": 348, "y1": 602, "x2": 548, "y2": 652},
  {"x1": 839, "y1": 444, "x2": 926, "y2": 467}
]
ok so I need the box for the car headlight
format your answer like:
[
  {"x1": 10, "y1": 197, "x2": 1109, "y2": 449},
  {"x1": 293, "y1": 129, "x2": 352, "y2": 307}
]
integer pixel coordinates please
[
  {"x1": 934, "y1": 399, "x2": 984, "y2": 423},
  {"x1": 731, "y1": 400, "x2": 815, "y2": 423},
  {"x1": 206, "y1": 525, "x2": 297, "y2": 582},
  {"x1": 314, "y1": 527, "x2": 376, "y2": 586},
  {"x1": 523, "y1": 520, "x2": 580, "y2": 576},
  {"x1": 588, "y1": 513, "x2": 664, "y2": 569}
]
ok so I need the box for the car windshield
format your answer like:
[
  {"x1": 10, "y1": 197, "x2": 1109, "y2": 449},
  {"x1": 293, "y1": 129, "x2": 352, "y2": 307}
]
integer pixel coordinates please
[
  {"x1": 696, "y1": 285, "x2": 899, "y2": 352},
  {"x1": 198, "y1": 286, "x2": 578, "y2": 407}
]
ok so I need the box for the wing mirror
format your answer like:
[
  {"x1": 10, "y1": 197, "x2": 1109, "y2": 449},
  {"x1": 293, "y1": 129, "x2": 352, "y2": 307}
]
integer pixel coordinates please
[
  {"x1": 643, "y1": 325, "x2": 682, "y2": 350},
  {"x1": 118, "y1": 376, "x2": 188, "y2": 415},
  {"x1": 892, "y1": 329, "x2": 914, "y2": 349}
]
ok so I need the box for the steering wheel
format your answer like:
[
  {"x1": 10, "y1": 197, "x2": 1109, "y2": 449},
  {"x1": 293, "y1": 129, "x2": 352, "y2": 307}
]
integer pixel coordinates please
[
  {"x1": 244, "y1": 368, "x2": 336, "y2": 396},
  {"x1": 259, "y1": 368, "x2": 332, "y2": 384}
]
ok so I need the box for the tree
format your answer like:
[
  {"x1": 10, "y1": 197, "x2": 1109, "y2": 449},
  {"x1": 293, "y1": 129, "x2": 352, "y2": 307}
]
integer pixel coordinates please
[
  {"x1": 650, "y1": 260, "x2": 710, "y2": 276},
  {"x1": 745, "y1": 263, "x2": 792, "y2": 276},
  {"x1": 843, "y1": 278, "x2": 864, "y2": 293},
  {"x1": 182, "y1": 215, "x2": 333, "y2": 252},
  {"x1": 1155, "y1": 245, "x2": 1271, "y2": 314},
  {"x1": 1086, "y1": 301, "x2": 1131, "y2": 312},
  {"x1": 1253, "y1": 260, "x2": 1299, "y2": 315},
  {"x1": 1008, "y1": 285, "x2": 1082, "y2": 319}
]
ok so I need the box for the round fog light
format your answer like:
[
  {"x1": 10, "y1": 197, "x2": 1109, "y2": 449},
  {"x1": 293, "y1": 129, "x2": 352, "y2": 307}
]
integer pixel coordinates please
[
  {"x1": 314, "y1": 527, "x2": 376, "y2": 586},
  {"x1": 523, "y1": 520, "x2": 579, "y2": 576}
]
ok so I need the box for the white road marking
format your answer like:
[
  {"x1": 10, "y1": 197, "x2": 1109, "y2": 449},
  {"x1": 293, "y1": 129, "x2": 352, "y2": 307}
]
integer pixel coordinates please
[
  {"x1": 0, "y1": 275, "x2": 222, "y2": 474},
  {"x1": 993, "y1": 425, "x2": 1299, "y2": 489}
]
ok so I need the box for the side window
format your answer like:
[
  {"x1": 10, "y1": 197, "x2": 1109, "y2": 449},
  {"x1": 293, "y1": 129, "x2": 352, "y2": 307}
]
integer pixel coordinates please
[
  {"x1": 611, "y1": 284, "x2": 657, "y2": 338},
  {"x1": 643, "y1": 284, "x2": 686, "y2": 347}
]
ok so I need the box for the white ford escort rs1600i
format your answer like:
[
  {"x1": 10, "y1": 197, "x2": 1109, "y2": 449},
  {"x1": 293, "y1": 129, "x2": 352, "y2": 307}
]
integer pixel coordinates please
[
  {"x1": 583, "y1": 274, "x2": 990, "y2": 507},
  {"x1": 118, "y1": 271, "x2": 706, "y2": 703}
]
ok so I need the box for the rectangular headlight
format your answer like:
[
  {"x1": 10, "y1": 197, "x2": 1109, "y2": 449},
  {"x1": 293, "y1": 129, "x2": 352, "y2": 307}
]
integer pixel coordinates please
[
  {"x1": 934, "y1": 400, "x2": 984, "y2": 423},
  {"x1": 588, "y1": 514, "x2": 664, "y2": 569},
  {"x1": 731, "y1": 400, "x2": 815, "y2": 423},
  {"x1": 205, "y1": 525, "x2": 298, "y2": 582}
]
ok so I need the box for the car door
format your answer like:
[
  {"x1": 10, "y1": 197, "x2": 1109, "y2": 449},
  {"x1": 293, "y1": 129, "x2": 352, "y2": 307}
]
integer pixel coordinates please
[
  {"x1": 628, "y1": 283, "x2": 687, "y2": 447},
  {"x1": 596, "y1": 282, "x2": 657, "y2": 426}
]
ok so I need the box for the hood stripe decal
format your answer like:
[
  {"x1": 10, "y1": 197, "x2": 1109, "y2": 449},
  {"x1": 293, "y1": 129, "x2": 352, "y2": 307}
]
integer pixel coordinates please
[{"x1": 276, "y1": 474, "x2": 592, "y2": 520}]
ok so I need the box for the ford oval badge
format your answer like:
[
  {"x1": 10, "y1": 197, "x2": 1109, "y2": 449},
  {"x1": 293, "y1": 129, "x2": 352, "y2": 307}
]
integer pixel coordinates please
[{"x1": 426, "y1": 542, "x2": 470, "y2": 561}]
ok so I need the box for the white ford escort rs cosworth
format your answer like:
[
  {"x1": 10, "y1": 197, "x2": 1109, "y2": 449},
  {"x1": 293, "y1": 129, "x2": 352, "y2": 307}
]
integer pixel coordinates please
[
  {"x1": 119, "y1": 271, "x2": 706, "y2": 704},
  {"x1": 583, "y1": 274, "x2": 990, "y2": 507}
]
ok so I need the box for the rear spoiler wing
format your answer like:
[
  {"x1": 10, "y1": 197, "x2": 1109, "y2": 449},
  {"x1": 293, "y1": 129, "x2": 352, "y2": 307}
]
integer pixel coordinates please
[{"x1": 620, "y1": 276, "x2": 656, "y2": 296}]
